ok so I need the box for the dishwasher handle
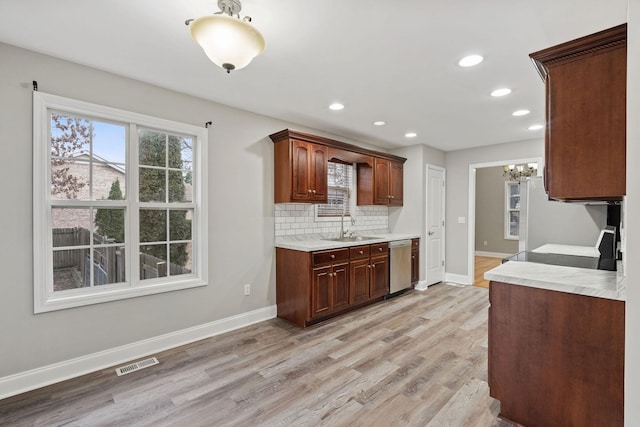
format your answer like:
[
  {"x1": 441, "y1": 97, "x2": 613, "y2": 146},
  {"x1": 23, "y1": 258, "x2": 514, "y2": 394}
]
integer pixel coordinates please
[{"x1": 388, "y1": 239, "x2": 412, "y2": 248}]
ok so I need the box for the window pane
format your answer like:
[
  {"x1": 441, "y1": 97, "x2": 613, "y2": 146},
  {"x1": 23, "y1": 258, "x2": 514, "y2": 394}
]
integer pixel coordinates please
[
  {"x1": 94, "y1": 208, "x2": 125, "y2": 243},
  {"x1": 168, "y1": 136, "x2": 193, "y2": 170},
  {"x1": 168, "y1": 170, "x2": 188, "y2": 203},
  {"x1": 51, "y1": 159, "x2": 90, "y2": 200},
  {"x1": 52, "y1": 208, "x2": 91, "y2": 247},
  {"x1": 139, "y1": 168, "x2": 166, "y2": 202},
  {"x1": 140, "y1": 209, "x2": 167, "y2": 242},
  {"x1": 93, "y1": 166, "x2": 127, "y2": 200},
  {"x1": 169, "y1": 210, "x2": 192, "y2": 241},
  {"x1": 92, "y1": 121, "x2": 126, "y2": 164},
  {"x1": 170, "y1": 243, "x2": 192, "y2": 276},
  {"x1": 93, "y1": 246, "x2": 126, "y2": 285},
  {"x1": 140, "y1": 244, "x2": 167, "y2": 279},
  {"x1": 138, "y1": 129, "x2": 166, "y2": 167},
  {"x1": 53, "y1": 248, "x2": 90, "y2": 291},
  {"x1": 50, "y1": 113, "x2": 90, "y2": 159}
]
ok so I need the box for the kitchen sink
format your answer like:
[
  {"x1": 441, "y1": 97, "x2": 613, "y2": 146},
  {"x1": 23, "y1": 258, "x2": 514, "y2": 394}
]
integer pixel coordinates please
[{"x1": 323, "y1": 236, "x2": 378, "y2": 242}]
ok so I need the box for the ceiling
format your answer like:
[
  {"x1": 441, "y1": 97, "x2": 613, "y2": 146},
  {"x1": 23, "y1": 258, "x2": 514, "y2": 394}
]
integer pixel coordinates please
[{"x1": 0, "y1": 0, "x2": 628, "y2": 151}]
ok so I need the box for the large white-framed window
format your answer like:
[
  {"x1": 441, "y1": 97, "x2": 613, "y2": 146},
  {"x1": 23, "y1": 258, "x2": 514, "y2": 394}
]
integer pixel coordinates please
[
  {"x1": 315, "y1": 161, "x2": 354, "y2": 221},
  {"x1": 504, "y1": 181, "x2": 520, "y2": 240},
  {"x1": 33, "y1": 92, "x2": 208, "y2": 313}
]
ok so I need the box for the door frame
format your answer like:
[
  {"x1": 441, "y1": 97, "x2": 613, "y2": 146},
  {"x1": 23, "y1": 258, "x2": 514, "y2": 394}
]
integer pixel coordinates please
[
  {"x1": 422, "y1": 164, "x2": 446, "y2": 288},
  {"x1": 467, "y1": 157, "x2": 542, "y2": 286}
]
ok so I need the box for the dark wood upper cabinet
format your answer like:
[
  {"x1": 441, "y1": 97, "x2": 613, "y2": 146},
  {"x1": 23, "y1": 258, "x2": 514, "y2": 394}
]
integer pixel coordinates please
[
  {"x1": 529, "y1": 24, "x2": 626, "y2": 201},
  {"x1": 276, "y1": 138, "x2": 328, "y2": 203},
  {"x1": 270, "y1": 129, "x2": 406, "y2": 205},
  {"x1": 358, "y1": 158, "x2": 404, "y2": 206}
]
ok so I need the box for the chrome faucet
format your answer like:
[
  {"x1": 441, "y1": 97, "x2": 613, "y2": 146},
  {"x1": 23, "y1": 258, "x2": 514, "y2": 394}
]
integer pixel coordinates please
[{"x1": 340, "y1": 205, "x2": 346, "y2": 237}]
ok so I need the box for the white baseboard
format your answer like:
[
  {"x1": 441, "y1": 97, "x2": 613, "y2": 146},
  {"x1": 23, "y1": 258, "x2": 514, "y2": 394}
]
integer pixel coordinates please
[
  {"x1": 444, "y1": 273, "x2": 472, "y2": 286},
  {"x1": 474, "y1": 251, "x2": 512, "y2": 258},
  {"x1": 0, "y1": 305, "x2": 277, "y2": 400}
]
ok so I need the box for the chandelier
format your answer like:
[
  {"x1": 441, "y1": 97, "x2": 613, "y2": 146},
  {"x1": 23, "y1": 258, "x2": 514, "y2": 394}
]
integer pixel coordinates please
[
  {"x1": 186, "y1": 0, "x2": 266, "y2": 73},
  {"x1": 503, "y1": 163, "x2": 538, "y2": 181}
]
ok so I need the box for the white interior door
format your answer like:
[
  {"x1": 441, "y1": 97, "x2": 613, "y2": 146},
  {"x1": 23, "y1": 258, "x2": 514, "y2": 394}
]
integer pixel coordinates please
[{"x1": 426, "y1": 166, "x2": 445, "y2": 285}]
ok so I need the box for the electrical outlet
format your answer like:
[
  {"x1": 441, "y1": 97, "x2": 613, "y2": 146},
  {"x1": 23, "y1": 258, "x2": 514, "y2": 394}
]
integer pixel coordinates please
[
  {"x1": 244, "y1": 284, "x2": 251, "y2": 296},
  {"x1": 484, "y1": 240, "x2": 488, "y2": 246}
]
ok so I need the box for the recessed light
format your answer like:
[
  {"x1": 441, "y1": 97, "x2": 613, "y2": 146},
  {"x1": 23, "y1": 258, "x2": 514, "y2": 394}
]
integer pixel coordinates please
[
  {"x1": 458, "y1": 54, "x2": 483, "y2": 67},
  {"x1": 373, "y1": 121, "x2": 386, "y2": 126},
  {"x1": 405, "y1": 132, "x2": 417, "y2": 138},
  {"x1": 329, "y1": 102, "x2": 344, "y2": 111},
  {"x1": 491, "y1": 88, "x2": 512, "y2": 97},
  {"x1": 512, "y1": 109, "x2": 531, "y2": 116},
  {"x1": 528, "y1": 124, "x2": 544, "y2": 131}
]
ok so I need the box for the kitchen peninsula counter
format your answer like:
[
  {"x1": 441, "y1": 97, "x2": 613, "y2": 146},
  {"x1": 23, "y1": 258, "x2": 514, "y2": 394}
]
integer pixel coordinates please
[
  {"x1": 484, "y1": 260, "x2": 626, "y2": 301},
  {"x1": 485, "y1": 259, "x2": 625, "y2": 426}
]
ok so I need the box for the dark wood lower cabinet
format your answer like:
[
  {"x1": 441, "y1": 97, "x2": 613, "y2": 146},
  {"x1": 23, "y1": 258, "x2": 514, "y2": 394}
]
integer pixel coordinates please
[
  {"x1": 311, "y1": 262, "x2": 348, "y2": 317},
  {"x1": 488, "y1": 281, "x2": 625, "y2": 427},
  {"x1": 276, "y1": 244, "x2": 389, "y2": 327},
  {"x1": 411, "y1": 238, "x2": 419, "y2": 284}
]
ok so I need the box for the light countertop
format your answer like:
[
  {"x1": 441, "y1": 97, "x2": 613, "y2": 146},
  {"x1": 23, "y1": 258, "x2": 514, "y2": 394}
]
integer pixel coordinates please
[
  {"x1": 275, "y1": 232, "x2": 420, "y2": 252},
  {"x1": 484, "y1": 260, "x2": 625, "y2": 301}
]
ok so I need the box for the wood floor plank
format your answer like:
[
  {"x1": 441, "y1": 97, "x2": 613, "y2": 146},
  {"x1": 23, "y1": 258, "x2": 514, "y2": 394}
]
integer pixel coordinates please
[{"x1": 0, "y1": 283, "x2": 515, "y2": 426}]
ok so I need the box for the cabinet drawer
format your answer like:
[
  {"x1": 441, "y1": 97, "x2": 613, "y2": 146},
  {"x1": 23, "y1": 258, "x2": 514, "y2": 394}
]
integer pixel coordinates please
[
  {"x1": 370, "y1": 243, "x2": 388, "y2": 255},
  {"x1": 312, "y1": 248, "x2": 349, "y2": 266},
  {"x1": 350, "y1": 245, "x2": 370, "y2": 260}
]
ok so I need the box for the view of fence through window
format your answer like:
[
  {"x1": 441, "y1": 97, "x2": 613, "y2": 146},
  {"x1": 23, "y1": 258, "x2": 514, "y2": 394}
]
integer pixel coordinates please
[{"x1": 50, "y1": 114, "x2": 194, "y2": 291}]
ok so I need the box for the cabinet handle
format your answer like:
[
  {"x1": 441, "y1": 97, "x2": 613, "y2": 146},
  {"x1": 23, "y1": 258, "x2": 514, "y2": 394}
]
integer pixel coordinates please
[{"x1": 330, "y1": 254, "x2": 335, "y2": 259}]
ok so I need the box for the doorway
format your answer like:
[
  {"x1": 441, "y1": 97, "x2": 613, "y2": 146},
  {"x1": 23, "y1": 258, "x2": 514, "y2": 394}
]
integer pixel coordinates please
[{"x1": 467, "y1": 157, "x2": 541, "y2": 287}]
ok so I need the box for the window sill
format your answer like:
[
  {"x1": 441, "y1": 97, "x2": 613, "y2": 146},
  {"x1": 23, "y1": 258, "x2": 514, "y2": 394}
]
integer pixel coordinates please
[{"x1": 35, "y1": 277, "x2": 207, "y2": 313}]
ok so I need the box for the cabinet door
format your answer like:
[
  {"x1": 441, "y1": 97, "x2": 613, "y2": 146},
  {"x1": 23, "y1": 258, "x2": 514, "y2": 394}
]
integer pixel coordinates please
[
  {"x1": 349, "y1": 258, "x2": 370, "y2": 304},
  {"x1": 311, "y1": 266, "x2": 331, "y2": 317},
  {"x1": 411, "y1": 248, "x2": 419, "y2": 284},
  {"x1": 373, "y1": 158, "x2": 390, "y2": 205},
  {"x1": 369, "y1": 255, "x2": 389, "y2": 298},
  {"x1": 389, "y1": 161, "x2": 403, "y2": 206},
  {"x1": 310, "y1": 144, "x2": 328, "y2": 201},
  {"x1": 545, "y1": 47, "x2": 626, "y2": 200},
  {"x1": 291, "y1": 140, "x2": 311, "y2": 201},
  {"x1": 332, "y1": 262, "x2": 349, "y2": 310}
]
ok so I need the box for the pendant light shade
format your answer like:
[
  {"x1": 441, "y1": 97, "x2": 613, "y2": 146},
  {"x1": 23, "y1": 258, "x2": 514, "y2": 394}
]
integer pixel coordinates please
[{"x1": 187, "y1": 0, "x2": 265, "y2": 73}]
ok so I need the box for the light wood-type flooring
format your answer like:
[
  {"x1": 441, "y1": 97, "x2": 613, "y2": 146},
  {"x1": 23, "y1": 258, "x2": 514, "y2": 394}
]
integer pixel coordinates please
[
  {"x1": 473, "y1": 256, "x2": 503, "y2": 289},
  {"x1": 0, "y1": 284, "x2": 515, "y2": 427}
]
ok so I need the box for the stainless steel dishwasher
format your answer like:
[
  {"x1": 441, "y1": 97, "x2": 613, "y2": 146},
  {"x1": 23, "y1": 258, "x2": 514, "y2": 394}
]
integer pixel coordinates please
[{"x1": 389, "y1": 239, "x2": 412, "y2": 295}]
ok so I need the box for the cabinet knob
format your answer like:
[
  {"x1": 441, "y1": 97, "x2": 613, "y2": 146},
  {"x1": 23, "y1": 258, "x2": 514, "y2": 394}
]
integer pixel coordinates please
[
  {"x1": 368, "y1": 265, "x2": 372, "y2": 269},
  {"x1": 412, "y1": 255, "x2": 416, "y2": 260},
  {"x1": 388, "y1": 195, "x2": 392, "y2": 198},
  {"x1": 390, "y1": 195, "x2": 394, "y2": 199},
  {"x1": 359, "y1": 250, "x2": 364, "y2": 254},
  {"x1": 378, "y1": 248, "x2": 383, "y2": 252},
  {"x1": 312, "y1": 189, "x2": 316, "y2": 194},
  {"x1": 372, "y1": 264, "x2": 376, "y2": 269},
  {"x1": 330, "y1": 254, "x2": 335, "y2": 259},
  {"x1": 307, "y1": 189, "x2": 312, "y2": 193}
]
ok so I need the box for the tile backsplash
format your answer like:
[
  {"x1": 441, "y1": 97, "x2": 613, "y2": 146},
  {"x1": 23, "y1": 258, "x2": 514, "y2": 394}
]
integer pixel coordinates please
[{"x1": 275, "y1": 204, "x2": 389, "y2": 237}]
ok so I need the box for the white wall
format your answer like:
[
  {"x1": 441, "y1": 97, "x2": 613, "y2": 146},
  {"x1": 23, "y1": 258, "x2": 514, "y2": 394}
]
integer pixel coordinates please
[
  {"x1": 444, "y1": 139, "x2": 544, "y2": 276},
  {"x1": 0, "y1": 42, "x2": 393, "y2": 382},
  {"x1": 521, "y1": 177, "x2": 607, "y2": 251},
  {"x1": 625, "y1": 0, "x2": 639, "y2": 424}
]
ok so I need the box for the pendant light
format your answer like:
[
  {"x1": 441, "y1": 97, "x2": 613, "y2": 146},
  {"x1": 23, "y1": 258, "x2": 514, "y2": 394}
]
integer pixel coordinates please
[{"x1": 186, "y1": 0, "x2": 265, "y2": 73}]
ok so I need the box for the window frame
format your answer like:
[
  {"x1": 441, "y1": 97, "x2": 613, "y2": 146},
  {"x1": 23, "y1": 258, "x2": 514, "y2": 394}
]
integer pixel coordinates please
[
  {"x1": 504, "y1": 181, "x2": 520, "y2": 240},
  {"x1": 33, "y1": 92, "x2": 208, "y2": 313}
]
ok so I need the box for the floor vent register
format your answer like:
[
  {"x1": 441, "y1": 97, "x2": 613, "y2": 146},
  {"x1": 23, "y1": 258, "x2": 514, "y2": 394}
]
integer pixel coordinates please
[{"x1": 115, "y1": 357, "x2": 159, "y2": 376}]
